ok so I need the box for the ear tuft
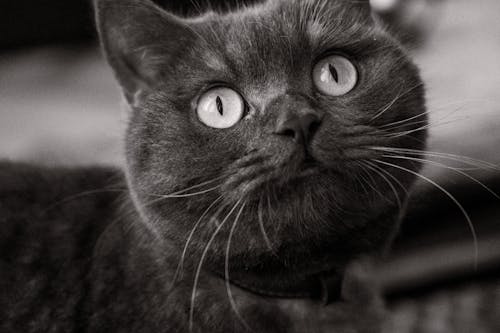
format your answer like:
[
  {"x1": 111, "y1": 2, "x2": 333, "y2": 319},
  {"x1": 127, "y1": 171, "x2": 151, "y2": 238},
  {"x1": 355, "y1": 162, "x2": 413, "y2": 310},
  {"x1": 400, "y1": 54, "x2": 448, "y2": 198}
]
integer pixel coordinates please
[{"x1": 95, "y1": 0, "x2": 193, "y2": 104}]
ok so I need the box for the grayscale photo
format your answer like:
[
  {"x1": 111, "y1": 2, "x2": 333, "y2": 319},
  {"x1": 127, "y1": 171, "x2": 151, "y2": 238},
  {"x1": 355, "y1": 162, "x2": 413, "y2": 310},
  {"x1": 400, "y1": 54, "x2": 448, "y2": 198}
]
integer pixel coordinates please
[{"x1": 1, "y1": 0, "x2": 499, "y2": 332}]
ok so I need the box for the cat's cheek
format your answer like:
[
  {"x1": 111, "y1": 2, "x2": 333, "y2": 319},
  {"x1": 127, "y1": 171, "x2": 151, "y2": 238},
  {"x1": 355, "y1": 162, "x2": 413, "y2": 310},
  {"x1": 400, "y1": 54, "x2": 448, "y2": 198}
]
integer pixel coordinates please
[{"x1": 187, "y1": 118, "x2": 249, "y2": 159}]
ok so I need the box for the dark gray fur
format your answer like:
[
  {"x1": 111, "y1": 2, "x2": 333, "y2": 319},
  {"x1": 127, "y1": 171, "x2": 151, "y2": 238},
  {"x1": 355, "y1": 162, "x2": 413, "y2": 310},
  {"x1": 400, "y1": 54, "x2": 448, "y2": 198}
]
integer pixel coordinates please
[{"x1": 1, "y1": 0, "x2": 429, "y2": 331}]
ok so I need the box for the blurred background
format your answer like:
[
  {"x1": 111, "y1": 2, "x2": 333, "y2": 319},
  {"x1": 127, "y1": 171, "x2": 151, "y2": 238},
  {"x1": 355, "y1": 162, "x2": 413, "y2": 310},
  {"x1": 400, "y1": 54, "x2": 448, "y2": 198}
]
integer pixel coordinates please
[{"x1": 0, "y1": 0, "x2": 499, "y2": 299}]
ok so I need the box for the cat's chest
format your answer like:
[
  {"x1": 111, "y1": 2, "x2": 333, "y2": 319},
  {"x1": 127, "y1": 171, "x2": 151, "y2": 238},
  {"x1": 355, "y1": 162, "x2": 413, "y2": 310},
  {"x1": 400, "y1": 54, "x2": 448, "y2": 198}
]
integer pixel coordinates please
[{"x1": 89, "y1": 225, "x2": 386, "y2": 333}]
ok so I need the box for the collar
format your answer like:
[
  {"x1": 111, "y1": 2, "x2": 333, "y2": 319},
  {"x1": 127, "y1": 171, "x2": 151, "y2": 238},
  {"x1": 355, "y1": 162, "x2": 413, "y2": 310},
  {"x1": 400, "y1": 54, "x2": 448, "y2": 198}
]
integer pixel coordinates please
[{"x1": 218, "y1": 270, "x2": 344, "y2": 305}]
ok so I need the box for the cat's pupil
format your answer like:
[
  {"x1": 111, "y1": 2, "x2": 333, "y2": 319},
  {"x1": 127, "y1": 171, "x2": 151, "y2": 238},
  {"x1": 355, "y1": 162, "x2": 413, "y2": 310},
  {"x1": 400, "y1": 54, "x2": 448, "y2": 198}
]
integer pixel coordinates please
[
  {"x1": 328, "y1": 64, "x2": 339, "y2": 83},
  {"x1": 216, "y1": 96, "x2": 224, "y2": 116}
]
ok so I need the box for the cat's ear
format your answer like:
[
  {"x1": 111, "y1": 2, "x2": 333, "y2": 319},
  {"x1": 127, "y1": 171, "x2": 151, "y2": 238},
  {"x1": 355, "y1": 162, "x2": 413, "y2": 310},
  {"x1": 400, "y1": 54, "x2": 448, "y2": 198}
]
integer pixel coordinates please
[
  {"x1": 95, "y1": 0, "x2": 193, "y2": 104},
  {"x1": 348, "y1": 0, "x2": 374, "y2": 19}
]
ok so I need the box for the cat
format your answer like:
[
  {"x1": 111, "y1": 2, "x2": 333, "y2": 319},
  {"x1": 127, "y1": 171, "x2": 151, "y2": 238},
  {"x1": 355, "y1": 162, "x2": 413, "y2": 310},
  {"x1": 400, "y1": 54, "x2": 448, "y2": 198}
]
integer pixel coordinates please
[{"x1": 0, "y1": 0, "x2": 429, "y2": 331}]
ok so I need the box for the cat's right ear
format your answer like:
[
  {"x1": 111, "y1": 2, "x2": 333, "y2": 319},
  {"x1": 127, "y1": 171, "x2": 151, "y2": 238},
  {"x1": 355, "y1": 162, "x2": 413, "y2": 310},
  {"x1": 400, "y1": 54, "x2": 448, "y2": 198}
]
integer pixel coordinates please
[{"x1": 95, "y1": 0, "x2": 193, "y2": 104}]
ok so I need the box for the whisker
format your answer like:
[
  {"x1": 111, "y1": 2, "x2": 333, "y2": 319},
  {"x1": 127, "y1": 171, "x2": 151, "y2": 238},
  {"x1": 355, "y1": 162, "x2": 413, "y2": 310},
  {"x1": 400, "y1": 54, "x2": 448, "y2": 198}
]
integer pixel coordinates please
[
  {"x1": 189, "y1": 198, "x2": 243, "y2": 332},
  {"x1": 265, "y1": 189, "x2": 284, "y2": 248},
  {"x1": 45, "y1": 176, "x2": 226, "y2": 215},
  {"x1": 356, "y1": 162, "x2": 391, "y2": 204},
  {"x1": 351, "y1": 162, "x2": 371, "y2": 198},
  {"x1": 171, "y1": 195, "x2": 224, "y2": 289},
  {"x1": 258, "y1": 192, "x2": 273, "y2": 252},
  {"x1": 384, "y1": 118, "x2": 468, "y2": 138},
  {"x1": 362, "y1": 161, "x2": 403, "y2": 209},
  {"x1": 378, "y1": 102, "x2": 465, "y2": 132},
  {"x1": 156, "y1": 175, "x2": 226, "y2": 198},
  {"x1": 107, "y1": 195, "x2": 192, "y2": 240},
  {"x1": 373, "y1": 159, "x2": 479, "y2": 269},
  {"x1": 364, "y1": 160, "x2": 410, "y2": 197},
  {"x1": 378, "y1": 109, "x2": 431, "y2": 130},
  {"x1": 380, "y1": 119, "x2": 429, "y2": 132},
  {"x1": 369, "y1": 147, "x2": 500, "y2": 171},
  {"x1": 381, "y1": 155, "x2": 500, "y2": 200},
  {"x1": 155, "y1": 185, "x2": 221, "y2": 199},
  {"x1": 370, "y1": 83, "x2": 424, "y2": 122},
  {"x1": 224, "y1": 202, "x2": 253, "y2": 331}
]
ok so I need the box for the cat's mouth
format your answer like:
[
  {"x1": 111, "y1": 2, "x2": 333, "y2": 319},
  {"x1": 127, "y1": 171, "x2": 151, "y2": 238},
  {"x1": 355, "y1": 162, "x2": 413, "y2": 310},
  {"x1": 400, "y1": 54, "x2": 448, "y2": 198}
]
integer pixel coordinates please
[{"x1": 222, "y1": 151, "x2": 324, "y2": 199}]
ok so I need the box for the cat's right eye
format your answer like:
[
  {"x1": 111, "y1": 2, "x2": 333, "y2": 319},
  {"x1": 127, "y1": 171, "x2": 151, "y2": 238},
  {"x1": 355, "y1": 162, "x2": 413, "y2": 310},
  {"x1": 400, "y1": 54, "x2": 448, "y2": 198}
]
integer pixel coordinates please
[
  {"x1": 196, "y1": 87, "x2": 244, "y2": 129},
  {"x1": 312, "y1": 55, "x2": 358, "y2": 96}
]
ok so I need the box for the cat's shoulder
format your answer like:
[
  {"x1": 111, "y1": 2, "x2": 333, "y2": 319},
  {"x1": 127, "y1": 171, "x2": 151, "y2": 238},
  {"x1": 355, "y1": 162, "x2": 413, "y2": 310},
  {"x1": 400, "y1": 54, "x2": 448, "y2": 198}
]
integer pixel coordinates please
[
  {"x1": 0, "y1": 160, "x2": 126, "y2": 259},
  {"x1": 0, "y1": 161, "x2": 127, "y2": 331}
]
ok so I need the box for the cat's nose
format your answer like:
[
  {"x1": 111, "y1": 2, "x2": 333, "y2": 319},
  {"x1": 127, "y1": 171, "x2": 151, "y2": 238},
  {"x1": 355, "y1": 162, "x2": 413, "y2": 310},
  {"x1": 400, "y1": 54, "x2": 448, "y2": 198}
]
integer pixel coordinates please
[{"x1": 274, "y1": 111, "x2": 322, "y2": 144}]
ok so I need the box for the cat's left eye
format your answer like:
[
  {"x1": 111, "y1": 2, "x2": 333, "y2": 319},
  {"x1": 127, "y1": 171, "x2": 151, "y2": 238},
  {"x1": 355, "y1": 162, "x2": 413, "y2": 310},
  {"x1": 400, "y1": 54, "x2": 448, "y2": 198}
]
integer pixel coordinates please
[
  {"x1": 196, "y1": 87, "x2": 244, "y2": 129},
  {"x1": 312, "y1": 55, "x2": 358, "y2": 96}
]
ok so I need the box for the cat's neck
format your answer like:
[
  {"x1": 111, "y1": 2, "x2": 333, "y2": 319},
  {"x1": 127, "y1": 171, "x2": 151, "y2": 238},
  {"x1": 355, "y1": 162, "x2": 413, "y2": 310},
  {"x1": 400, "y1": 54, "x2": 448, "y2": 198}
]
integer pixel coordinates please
[
  {"x1": 96, "y1": 194, "x2": 385, "y2": 306},
  {"x1": 208, "y1": 264, "x2": 344, "y2": 305},
  {"x1": 88, "y1": 208, "x2": 382, "y2": 331}
]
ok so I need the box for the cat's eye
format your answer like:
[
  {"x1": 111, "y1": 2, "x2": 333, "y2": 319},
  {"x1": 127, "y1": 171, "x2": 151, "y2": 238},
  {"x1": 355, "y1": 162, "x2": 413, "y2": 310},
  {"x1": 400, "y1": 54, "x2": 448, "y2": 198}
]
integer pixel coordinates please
[
  {"x1": 312, "y1": 55, "x2": 358, "y2": 96},
  {"x1": 196, "y1": 87, "x2": 245, "y2": 129}
]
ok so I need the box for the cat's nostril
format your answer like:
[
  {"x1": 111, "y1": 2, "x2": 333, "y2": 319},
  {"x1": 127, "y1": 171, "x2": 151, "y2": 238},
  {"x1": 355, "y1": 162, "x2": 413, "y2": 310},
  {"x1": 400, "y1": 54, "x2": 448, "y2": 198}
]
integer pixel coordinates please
[
  {"x1": 274, "y1": 112, "x2": 322, "y2": 143},
  {"x1": 308, "y1": 118, "x2": 321, "y2": 136},
  {"x1": 280, "y1": 128, "x2": 297, "y2": 139}
]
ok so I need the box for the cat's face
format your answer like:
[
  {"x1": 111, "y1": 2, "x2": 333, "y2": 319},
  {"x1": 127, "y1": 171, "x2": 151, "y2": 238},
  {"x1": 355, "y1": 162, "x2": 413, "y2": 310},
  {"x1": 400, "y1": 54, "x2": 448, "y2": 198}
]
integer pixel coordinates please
[{"x1": 97, "y1": 0, "x2": 426, "y2": 275}]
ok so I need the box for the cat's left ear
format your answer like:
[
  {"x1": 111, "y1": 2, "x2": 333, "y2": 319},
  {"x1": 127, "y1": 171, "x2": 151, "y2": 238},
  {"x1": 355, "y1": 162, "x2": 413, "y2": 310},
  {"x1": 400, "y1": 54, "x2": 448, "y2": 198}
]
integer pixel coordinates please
[{"x1": 95, "y1": 0, "x2": 194, "y2": 104}]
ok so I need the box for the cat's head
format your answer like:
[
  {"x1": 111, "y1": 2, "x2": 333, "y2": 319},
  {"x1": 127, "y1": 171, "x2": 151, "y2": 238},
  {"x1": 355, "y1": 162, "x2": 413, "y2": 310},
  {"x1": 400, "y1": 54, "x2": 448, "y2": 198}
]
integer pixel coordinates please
[{"x1": 96, "y1": 0, "x2": 426, "y2": 277}]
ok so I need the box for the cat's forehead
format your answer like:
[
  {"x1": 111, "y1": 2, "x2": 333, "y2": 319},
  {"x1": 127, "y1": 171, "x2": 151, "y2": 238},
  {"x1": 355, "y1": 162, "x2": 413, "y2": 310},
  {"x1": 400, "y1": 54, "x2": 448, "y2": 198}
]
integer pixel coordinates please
[{"x1": 192, "y1": 0, "x2": 375, "y2": 88}]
